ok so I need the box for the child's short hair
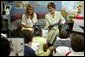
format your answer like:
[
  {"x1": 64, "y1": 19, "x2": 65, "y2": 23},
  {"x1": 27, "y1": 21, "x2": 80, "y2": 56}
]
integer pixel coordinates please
[
  {"x1": 34, "y1": 27, "x2": 42, "y2": 36},
  {"x1": 59, "y1": 29, "x2": 69, "y2": 39},
  {"x1": 71, "y1": 34, "x2": 84, "y2": 52},
  {"x1": 22, "y1": 30, "x2": 34, "y2": 43}
]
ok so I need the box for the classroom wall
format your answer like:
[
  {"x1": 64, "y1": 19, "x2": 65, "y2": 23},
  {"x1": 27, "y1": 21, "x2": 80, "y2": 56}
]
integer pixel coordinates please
[{"x1": 2, "y1": 1, "x2": 62, "y2": 21}]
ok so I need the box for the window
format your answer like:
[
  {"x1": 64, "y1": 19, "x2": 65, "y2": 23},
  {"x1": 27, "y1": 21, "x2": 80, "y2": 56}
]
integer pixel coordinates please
[{"x1": 62, "y1": 1, "x2": 79, "y2": 12}]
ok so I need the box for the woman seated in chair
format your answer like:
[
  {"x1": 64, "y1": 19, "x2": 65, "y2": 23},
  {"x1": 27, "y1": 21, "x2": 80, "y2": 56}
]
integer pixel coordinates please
[
  {"x1": 44, "y1": 2, "x2": 66, "y2": 45},
  {"x1": 21, "y1": 4, "x2": 37, "y2": 32}
]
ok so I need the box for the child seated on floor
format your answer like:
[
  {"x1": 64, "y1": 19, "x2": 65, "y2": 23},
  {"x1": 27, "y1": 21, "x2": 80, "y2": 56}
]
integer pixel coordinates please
[
  {"x1": 53, "y1": 29, "x2": 71, "y2": 48},
  {"x1": 53, "y1": 29, "x2": 71, "y2": 56},
  {"x1": 32, "y1": 27, "x2": 53, "y2": 56},
  {"x1": 67, "y1": 33, "x2": 84, "y2": 56}
]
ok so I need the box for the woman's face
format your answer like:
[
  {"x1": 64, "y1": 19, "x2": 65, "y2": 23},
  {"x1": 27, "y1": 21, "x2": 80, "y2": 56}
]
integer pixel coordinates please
[
  {"x1": 27, "y1": 8, "x2": 33, "y2": 15},
  {"x1": 48, "y1": 6, "x2": 55, "y2": 14}
]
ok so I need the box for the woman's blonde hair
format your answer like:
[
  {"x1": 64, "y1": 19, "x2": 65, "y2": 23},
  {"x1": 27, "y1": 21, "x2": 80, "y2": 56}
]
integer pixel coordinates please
[{"x1": 25, "y1": 4, "x2": 34, "y2": 19}]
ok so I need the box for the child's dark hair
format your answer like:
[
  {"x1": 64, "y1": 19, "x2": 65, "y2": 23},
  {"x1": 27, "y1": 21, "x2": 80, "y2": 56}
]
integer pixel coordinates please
[
  {"x1": 59, "y1": 29, "x2": 69, "y2": 39},
  {"x1": 34, "y1": 26, "x2": 42, "y2": 36},
  {"x1": 1, "y1": 36, "x2": 11, "y2": 56},
  {"x1": 22, "y1": 30, "x2": 34, "y2": 43},
  {"x1": 71, "y1": 34, "x2": 84, "y2": 52}
]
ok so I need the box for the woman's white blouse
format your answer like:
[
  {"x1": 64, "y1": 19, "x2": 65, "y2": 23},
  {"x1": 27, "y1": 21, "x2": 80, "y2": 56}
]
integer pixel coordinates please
[
  {"x1": 22, "y1": 13, "x2": 37, "y2": 27},
  {"x1": 45, "y1": 11, "x2": 66, "y2": 29}
]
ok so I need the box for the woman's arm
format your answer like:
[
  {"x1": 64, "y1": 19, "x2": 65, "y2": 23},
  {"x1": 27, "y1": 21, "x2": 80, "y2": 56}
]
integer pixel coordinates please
[
  {"x1": 21, "y1": 24, "x2": 32, "y2": 28},
  {"x1": 44, "y1": 15, "x2": 49, "y2": 29}
]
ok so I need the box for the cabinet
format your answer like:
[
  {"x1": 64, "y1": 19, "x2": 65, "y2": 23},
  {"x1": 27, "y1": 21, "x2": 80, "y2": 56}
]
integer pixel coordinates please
[{"x1": 1, "y1": 15, "x2": 11, "y2": 37}]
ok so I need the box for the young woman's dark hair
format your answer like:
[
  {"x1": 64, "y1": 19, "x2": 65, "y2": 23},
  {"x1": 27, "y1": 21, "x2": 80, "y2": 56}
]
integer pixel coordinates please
[{"x1": 47, "y1": 2, "x2": 56, "y2": 9}]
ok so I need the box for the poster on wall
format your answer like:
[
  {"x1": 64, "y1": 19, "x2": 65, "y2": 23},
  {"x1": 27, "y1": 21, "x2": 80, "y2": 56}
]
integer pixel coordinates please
[
  {"x1": 15, "y1": 1, "x2": 29, "y2": 9},
  {"x1": 8, "y1": 38, "x2": 24, "y2": 56}
]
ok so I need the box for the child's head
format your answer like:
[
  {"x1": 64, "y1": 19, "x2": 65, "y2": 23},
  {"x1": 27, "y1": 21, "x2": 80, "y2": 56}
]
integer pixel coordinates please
[
  {"x1": 59, "y1": 29, "x2": 69, "y2": 39},
  {"x1": 22, "y1": 30, "x2": 34, "y2": 43},
  {"x1": 71, "y1": 34, "x2": 84, "y2": 52},
  {"x1": 1, "y1": 36, "x2": 11, "y2": 56},
  {"x1": 34, "y1": 27, "x2": 42, "y2": 36}
]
